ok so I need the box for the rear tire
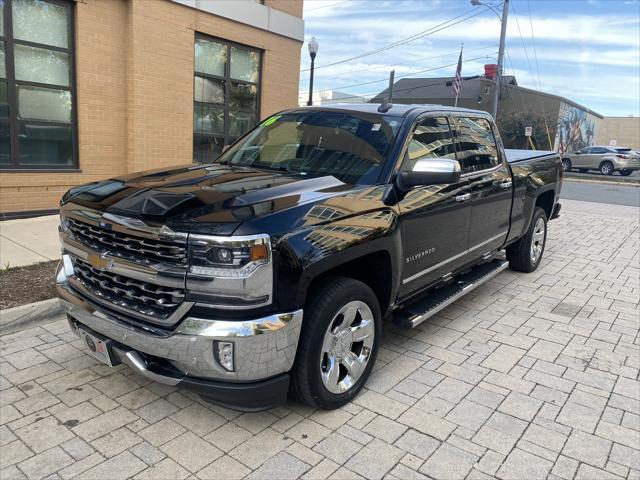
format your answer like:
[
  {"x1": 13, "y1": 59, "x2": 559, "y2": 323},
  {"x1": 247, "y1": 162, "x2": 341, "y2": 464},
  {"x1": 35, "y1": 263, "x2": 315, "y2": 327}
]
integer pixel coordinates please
[
  {"x1": 600, "y1": 161, "x2": 614, "y2": 175},
  {"x1": 620, "y1": 169, "x2": 632, "y2": 176},
  {"x1": 507, "y1": 207, "x2": 548, "y2": 273},
  {"x1": 561, "y1": 159, "x2": 571, "y2": 172},
  {"x1": 290, "y1": 276, "x2": 381, "y2": 409}
]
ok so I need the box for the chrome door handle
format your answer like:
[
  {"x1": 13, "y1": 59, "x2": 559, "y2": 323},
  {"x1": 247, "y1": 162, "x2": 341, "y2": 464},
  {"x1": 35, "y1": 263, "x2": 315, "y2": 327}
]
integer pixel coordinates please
[
  {"x1": 455, "y1": 193, "x2": 471, "y2": 202},
  {"x1": 500, "y1": 181, "x2": 512, "y2": 189}
]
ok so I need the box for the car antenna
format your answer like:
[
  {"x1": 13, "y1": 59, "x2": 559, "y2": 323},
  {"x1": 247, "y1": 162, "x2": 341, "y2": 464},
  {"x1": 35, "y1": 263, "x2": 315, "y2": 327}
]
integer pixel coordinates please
[{"x1": 378, "y1": 70, "x2": 394, "y2": 113}]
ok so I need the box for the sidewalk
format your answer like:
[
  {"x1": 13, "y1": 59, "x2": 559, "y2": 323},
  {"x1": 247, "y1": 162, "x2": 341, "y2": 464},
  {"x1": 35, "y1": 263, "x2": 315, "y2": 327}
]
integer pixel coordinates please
[
  {"x1": 1, "y1": 196, "x2": 638, "y2": 480},
  {"x1": 0, "y1": 215, "x2": 60, "y2": 268}
]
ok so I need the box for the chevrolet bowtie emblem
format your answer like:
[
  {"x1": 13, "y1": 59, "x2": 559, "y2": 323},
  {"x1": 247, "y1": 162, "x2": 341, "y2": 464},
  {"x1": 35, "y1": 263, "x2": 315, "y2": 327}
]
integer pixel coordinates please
[{"x1": 88, "y1": 251, "x2": 114, "y2": 271}]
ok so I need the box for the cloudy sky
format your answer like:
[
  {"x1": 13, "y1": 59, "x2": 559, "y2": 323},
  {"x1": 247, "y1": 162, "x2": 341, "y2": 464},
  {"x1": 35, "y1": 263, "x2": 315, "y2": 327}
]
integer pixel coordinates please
[{"x1": 299, "y1": 0, "x2": 640, "y2": 116}]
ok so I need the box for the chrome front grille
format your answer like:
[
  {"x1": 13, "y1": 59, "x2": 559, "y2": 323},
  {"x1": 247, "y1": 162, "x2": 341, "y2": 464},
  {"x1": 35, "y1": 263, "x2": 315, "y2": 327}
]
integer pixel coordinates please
[
  {"x1": 71, "y1": 256, "x2": 186, "y2": 320},
  {"x1": 67, "y1": 218, "x2": 187, "y2": 265}
]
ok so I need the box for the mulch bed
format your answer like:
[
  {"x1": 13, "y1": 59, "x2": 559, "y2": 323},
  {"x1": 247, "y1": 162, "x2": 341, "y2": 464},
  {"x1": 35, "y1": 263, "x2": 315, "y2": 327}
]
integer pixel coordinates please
[{"x1": 0, "y1": 260, "x2": 59, "y2": 310}]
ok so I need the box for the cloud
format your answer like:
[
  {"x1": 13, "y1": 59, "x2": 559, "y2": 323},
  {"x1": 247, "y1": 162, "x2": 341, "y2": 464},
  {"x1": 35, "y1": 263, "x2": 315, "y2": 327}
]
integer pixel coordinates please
[{"x1": 300, "y1": 0, "x2": 640, "y2": 116}]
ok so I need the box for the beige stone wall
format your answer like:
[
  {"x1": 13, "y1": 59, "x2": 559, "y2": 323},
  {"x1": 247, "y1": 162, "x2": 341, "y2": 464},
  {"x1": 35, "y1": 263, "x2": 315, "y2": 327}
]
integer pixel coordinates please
[
  {"x1": 595, "y1": 117, "x2": 640, "y2": 150},
  {"x1": 0, "y1": 0, "x2": 302, "y2": 215},
  {"x1": 267, "y1": 0, "x2": 304, "y2": 18}
]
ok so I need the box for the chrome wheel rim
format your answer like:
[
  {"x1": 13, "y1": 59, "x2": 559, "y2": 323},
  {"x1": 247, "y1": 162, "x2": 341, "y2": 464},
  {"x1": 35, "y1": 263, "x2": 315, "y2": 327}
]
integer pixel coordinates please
[
  {"x1": 562, "y1": 161, "x2": 570, "y2": 171},
  {"x1": 601, "y1": 163, "x2": 612, "y2": 174},
  {"x1": 530, "y1": 217, "x2": 546, "y2": 264},
  {"x1": 320, "y1": 300, "x2": 375, "y2": 394}
]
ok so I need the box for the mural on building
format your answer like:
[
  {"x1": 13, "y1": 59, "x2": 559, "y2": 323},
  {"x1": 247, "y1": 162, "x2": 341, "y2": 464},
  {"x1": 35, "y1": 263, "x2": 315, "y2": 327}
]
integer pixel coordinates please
[{"x1": 554, "y1": 101, "x2": 599, "y2": 154}]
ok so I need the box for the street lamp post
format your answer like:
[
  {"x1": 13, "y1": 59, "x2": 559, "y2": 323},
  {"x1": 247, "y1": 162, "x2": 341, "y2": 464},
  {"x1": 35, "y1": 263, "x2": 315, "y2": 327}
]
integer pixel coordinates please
[
  {"x1": 307, "y1": 37, "x2": 319, "y2": 106},
  {"x1": 471, "y1": 0, "x2": 509, "y2": 120}
]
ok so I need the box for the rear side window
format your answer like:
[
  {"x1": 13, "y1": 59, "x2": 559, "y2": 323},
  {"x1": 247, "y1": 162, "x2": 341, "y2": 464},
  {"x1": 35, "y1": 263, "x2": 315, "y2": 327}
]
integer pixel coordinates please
[
  {"x1": 592, "y1": 147, "x2": 609, "y2": 154},
  {"x1": 454, "y1": 117, "x2": 500, "y2": 173},
  {"x1": 402, "y1": 116, "x2": 455, "y2": 171}
]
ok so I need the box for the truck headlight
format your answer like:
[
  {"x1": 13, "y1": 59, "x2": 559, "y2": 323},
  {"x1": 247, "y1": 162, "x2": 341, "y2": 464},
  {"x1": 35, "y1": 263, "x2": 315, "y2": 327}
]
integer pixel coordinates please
[{"x1": 186, "y1": 234, "x2": 273, "y2": 309}]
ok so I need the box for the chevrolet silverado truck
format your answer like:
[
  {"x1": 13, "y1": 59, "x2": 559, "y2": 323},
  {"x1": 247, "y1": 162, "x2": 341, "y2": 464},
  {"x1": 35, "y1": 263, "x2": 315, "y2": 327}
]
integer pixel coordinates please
[{"x1": 56, "y1": 104, "x2": 562, "y2": 411}]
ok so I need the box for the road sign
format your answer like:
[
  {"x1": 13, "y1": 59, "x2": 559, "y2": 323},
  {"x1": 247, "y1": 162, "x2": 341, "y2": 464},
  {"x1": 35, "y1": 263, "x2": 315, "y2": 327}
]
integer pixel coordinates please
[
  {"x1": 610, "y1": 139, "x2": 617, "y2": 146},
  {"x1": 524, "y1": 126, "x2": 533, "y2": 137}
]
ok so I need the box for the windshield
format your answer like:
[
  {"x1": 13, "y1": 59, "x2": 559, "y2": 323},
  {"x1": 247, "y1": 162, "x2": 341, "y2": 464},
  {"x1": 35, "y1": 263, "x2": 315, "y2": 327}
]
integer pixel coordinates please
[{"x1": 215, "y1": 110, "x2": 403, "y2": 185}]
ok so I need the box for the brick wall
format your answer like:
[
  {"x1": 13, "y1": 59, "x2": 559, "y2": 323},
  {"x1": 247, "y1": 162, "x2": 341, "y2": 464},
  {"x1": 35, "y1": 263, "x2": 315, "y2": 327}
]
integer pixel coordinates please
[{"x1": 0, "y1": 0, "x2": 302, "y2": 215}]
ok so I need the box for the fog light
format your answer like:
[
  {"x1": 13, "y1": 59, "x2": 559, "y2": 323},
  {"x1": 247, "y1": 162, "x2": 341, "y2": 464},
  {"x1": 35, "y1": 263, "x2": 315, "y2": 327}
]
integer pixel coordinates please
[{"x1": 214, "y1": 341, "x2": 234, "y2": 372}]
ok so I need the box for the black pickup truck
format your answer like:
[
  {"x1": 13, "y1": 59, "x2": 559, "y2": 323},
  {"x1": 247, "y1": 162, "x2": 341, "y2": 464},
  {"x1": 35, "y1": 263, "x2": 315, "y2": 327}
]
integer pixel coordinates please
[{"x1": 56, "y1": 104, "x2": 562, "y2": 410}]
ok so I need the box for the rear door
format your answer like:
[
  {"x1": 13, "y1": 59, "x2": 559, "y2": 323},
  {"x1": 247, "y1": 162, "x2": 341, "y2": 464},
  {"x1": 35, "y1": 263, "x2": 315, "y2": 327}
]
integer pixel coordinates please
[
  {"x1": 452, "y1": 115, "x2": 511, "y2": 256},
  {"x1": 397, "y1": 115, "x2": 471, "y2": 298},
  {"x1": 588, "y1": 147, "x2": 609, "y2": 168}
]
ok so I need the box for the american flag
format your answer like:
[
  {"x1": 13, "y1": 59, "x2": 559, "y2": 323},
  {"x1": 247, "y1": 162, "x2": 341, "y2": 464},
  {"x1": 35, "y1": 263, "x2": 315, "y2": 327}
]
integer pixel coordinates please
[{"x1": 453, "y1": 45, "x2": 463, "y2": 98}]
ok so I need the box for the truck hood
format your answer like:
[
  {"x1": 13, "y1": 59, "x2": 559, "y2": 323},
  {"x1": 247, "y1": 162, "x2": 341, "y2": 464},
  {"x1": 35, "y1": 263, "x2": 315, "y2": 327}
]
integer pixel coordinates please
[{"x1": 62, "y1": 163, "x2": 356, "y2": 235}]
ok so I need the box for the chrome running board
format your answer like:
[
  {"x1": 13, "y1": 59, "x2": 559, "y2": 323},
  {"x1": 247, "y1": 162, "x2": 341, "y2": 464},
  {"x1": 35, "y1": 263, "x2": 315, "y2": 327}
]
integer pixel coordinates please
[{"x1": 394, "y1": 258, "x2": 509, "y2": 329}]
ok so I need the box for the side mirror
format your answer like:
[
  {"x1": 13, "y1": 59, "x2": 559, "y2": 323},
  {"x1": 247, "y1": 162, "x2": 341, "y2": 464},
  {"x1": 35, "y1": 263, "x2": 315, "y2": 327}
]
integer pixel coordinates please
[{"x1": 396, "y1": 158, "x2": 461, "y2": 191}]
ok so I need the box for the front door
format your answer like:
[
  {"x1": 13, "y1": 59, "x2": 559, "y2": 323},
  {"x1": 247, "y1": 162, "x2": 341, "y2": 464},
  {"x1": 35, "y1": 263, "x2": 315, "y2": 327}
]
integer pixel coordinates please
[
  {"x1": 397, "y1": 115, "x2": 471, "y2": 299},
  {"x1": 452, "y1": 116, "x2": 511, "y2": 254},
  {"x1": 572, "y1": 147, "x2": 592, "y2": 168}
]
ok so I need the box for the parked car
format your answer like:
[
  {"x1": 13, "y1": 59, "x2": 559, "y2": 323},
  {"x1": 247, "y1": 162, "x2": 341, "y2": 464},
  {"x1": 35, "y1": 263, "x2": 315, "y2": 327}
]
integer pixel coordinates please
[
  {"x1": 561, "y1": 146, "x2": 640, "y2": 176},
  {"x1": 56, "y1": 104, "x2": 562, "y2": 411}
]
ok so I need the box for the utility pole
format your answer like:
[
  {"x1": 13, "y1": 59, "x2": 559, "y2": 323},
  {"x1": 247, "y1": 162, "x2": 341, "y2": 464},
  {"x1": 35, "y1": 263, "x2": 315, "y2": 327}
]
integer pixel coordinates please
[{"x1": 492, "y1": 0, "x2": 509, "y2": 120}]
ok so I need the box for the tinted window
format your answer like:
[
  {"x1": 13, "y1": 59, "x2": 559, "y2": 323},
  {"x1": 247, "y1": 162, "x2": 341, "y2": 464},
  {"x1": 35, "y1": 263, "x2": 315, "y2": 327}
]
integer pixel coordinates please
[
  {"x1": 1, "y1": 0, "x2": 77, "y2": 170},
  {"x1": 193, "y1": 35, "x2": 261, "y2": 163},
  {"x1": 615, "y1": 148, "x2": 632, "y2": 152},
  {"x1": 217, "y1": 111, "x2": 402, "y2": 185},
  {"x1": 592, "y1": 147, "x2": 608, "y2": 154},
  {"x1": 454, "y1": 117, "x2": 499, "y2": 173},
  {"x1": 402, "y1": 116, "x2": 455, "y2": 171}
]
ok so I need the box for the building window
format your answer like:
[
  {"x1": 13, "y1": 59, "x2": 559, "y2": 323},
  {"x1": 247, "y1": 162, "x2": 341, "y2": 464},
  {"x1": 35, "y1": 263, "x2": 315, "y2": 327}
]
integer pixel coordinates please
[
  {"x1": 193, "y1": 34, "x2": 261, "y2": 164},
  {"x1": 0, "y1": 0, "x2": 77, "y2": 170}
]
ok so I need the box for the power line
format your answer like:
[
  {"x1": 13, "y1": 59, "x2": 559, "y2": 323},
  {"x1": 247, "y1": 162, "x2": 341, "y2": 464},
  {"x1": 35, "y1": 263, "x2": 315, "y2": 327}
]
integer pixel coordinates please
[
  {"x1": 329, "y1": 54, "x2": 497, "y2": 91},
  {"x1": 510, "y1": 2, "x2": 537, "y2": 90},
  {"x1": 312, "y1": 44, "x2": 498, "y2": 80},
  {"x1": 305, "y1": 1, "x2": 348, "y2": 12},
  {"x1": 526, "y1": 0, "x2": 543, "y2": 91},
  {"x1": 301, "y1": 3, "x2": 502, "y2": 72},
  {"x1": 313, "y1": 72, "x2": 485, "y2": 103},
  {"x1": 508, "y1": 2, "x2": 553, "y2": 148}
]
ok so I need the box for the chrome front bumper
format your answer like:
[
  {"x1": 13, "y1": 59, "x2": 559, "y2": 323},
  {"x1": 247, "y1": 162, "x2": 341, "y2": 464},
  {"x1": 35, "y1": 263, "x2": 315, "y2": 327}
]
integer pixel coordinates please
[{"x1": 56, "y1": 263, "x2": 303, "y2": 384}]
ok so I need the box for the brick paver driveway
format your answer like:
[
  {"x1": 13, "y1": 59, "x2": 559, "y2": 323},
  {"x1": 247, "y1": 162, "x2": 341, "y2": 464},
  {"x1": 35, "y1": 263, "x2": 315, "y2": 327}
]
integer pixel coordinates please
[{"x1": 1, "y1": 201, "x2": 639, "y2": 480}]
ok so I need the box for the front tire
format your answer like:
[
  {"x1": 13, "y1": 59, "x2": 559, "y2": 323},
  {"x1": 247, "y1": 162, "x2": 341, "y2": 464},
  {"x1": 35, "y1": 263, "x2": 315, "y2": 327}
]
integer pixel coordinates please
[
  {"x1": 561, "y1": 159, "x2": 571, "y2": 172},
  {"x1": 600, "y1": 161, "x2": 614, "y2": 175},
  {"x1": 290, "y1": 276, "x2": 381, "y2": 409},
  {"x1": 507, "y1": 207, "x2": 548, "y2": 273}
]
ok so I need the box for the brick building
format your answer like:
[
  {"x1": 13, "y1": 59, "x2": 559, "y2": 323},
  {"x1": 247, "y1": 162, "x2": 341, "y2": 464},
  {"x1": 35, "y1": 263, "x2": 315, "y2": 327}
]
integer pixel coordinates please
[
  {"x1": 0, "y1": 0, "x2": 304, "y2": 217},
  {"x1": 596, "y1": 117, "x2": 640, "y2": 151}
]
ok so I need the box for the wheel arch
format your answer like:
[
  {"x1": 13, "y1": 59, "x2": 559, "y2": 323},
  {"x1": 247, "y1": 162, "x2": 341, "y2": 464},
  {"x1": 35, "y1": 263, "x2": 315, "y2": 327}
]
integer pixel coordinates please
[
  {"x1": 305, "y1": 250, "x2": 395, "y2": 317},
  {"x1": 535, "y1": 189, "x2": 555, "y2": 220}
]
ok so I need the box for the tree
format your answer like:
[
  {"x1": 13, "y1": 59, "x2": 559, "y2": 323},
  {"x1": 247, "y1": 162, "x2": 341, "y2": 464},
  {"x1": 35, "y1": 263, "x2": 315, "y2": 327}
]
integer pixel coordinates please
[{"x1": 497, "y1": 110, "x2": 554, "y2": 150}]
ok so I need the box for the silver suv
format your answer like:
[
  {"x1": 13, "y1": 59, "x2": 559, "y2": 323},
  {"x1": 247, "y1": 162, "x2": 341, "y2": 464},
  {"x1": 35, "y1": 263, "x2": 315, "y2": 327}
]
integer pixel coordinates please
[{"x1": 562, "y1": 146, "x2": 640, "y2": 176}]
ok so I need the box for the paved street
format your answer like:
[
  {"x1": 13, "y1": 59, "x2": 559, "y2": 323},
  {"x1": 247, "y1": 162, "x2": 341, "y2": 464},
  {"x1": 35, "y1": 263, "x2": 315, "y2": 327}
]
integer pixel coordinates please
[
  {"x1": 1, "y1": 201, "x2": 639, "y2": 480},
  {"x1": 562, "y1": 181, "x2": 640, "y2": 207}
]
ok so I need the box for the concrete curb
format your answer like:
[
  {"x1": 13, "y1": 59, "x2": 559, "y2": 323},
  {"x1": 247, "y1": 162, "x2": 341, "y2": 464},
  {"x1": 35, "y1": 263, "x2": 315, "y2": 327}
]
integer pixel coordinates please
[
  {"x1": 564, "y1": 173, "x2": 640, "y2": 186},
  {"x1": 0, "y1": 298, "x2": 64, "y2": 335}
]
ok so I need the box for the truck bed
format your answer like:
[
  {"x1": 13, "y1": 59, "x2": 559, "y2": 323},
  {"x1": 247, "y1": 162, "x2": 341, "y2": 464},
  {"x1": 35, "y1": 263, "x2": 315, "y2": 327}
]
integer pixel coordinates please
[{"x1": 505, "y1": 149, "x2": 558, "y2": 163}]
